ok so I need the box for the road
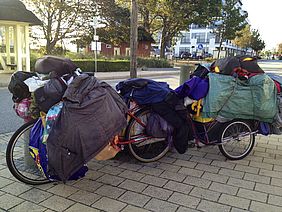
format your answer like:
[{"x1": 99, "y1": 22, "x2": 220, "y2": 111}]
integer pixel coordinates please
[{"x1": 0, "y1": 60, "x2": 281, "y2": 134}]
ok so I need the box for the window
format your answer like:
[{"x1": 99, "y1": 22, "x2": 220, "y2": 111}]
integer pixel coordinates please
[
  {"x1": 191, "y1": 33, "x2": 206, "y2": 43},
  {"x1": 180, "y1": 33, "x2": 190, "y2": 44},
  {"x1": 179, "y1": 47, "x2": 190, "y2": 54}
]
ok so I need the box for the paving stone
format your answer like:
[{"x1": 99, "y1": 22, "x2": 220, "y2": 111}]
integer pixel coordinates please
[
  {"x1": 244, "y1": 173, "x2": 271, "y2": 184},
  {"x1": 266, "y1": 149, "x2": 282, "y2": 156},
  {"x1": 73, "y1": 179, "x2": 103, "y2": 192},
  {"x1": 83, "y1": 170, "x2": 105, "y2": 180},
  {"x1": 47, "y1": 184, "x2": 78, "y2": 197},
  {"x1": 118, "y1": 179, "x2": 147, "y2": 193},
  {"x1": 255, "y1": 183, "x2": 282, "y2": 196},
  {"x1": 249, "y1": 161, "x2": 273, "y2": 170},
  {"x1": 253, "y1": 151, "x2": 275, "y2": 158},
  {"x1": 211, "y1": 161, "x2": 235, "y2": 169},
  {"x1": 9, "y1": 201, "x2": 46, "y2": 212},
  {"x1": 0, "y1": 168, "x2": 14, "y2": 179},
  {"x1": 118, "y1": 162, "x2": 143, "y2": 171},
  {"x1": 259, "y1": 169, "x2": 282, "y2": 179},
  {"x1": 39, "y1": 195, "x2": 75, "y2": 211},
  {"x1": 231, "y1": 207, "x2": 252, "y2": 212},
  {"x1": 189, "y1": 156, "x2": 212, "y2": 165},
  {"x1": 195, "y1": 164, "x2": 219, "y2": 174},
  {"x1": 234, "y1": 164, "x2": 259, "y2": 174},
  {"x1": 68, "y1": 190, "x2": 101, "y2": 206},
  {"x1": 169, "y1": 152, "x2": 192, "y2": 161},
  {"x1": 158, "y1": 156, "x2": 177, "y2": 164},
  {"x1": 271, "y1": 178, "x2": 282, "y2": 187},
  {"x1": 257, "y1": 143, "x2": 277, "y2": 150},
  {"x1": 1, "y1": 181, "x2": 32, "y2": 196},
  {"x1": 247, "y1": 155, "x2": 264, "y2": 162},
  {"x1": 227, "y1": 177, "x2": 255, "y2": 190},
  {"x1": 122, "y1": 205, "x2": 150, "y2": 212},
  {"x1": 163, "y1": 181, "x2": 193, "y2": 194},
  {"x1": 93, "y1": 197, "x2": 126, "y2": 212},
  {"x1": 209, "y1": 182, "x2": 238, "y2": 195},
  {"x1": 197, "y1": 199, "x2": 231, "y2": 212},
  {"x1": 64, "y1": 203, "x2": 100, "y2": 212},
  {"x1": 273, "y1": 165, "x2": 282, "y2": 172},
  {"x1": 187, "y1": 149, "x2": 207, "y2": 158},
  {"x1": 144, "y1": 198, "x2": 178, "y2": 212},
  {"x1": 190, "y1": 187, "x2": 220, "y2": 201},
  {"x1": 160, "y1": 171, "x2": 186, "y2": 182},
  {"x1": 218, "y1": 194, "x2": 250, "y2": 210},
  {"x1": 140, "y1": 175, "x2": 168, "y2": 187},
  {"x1": 176, "y1": 206, "x2": 199, "y2": 212},
  {"x1": 96, "y1": 174, "x2": 125, "y2": 186},
  {"x1": 202, "y1": 172, "x2": 229, "y2": 183},
  {"x1": 218, "y1": 168, "x2": 244, "y2": 179},
  {"x1": 0, "y1": 176, "x2": 14, "y2": 188},
  {"x1": 250, "y1": 201, "x2": 282, "y2": 212},
  {"x1": 229, "y1": 159, "x2": 250, "y2": 166},
  {"x1": 237, "y1": 188, "x2": 267, "y2": 202},
  {"x1": 99, "y1": 165, "x2": 125, "y2": 175},
  {"x1": 168, "y1": 192, "x2": 200, "y2": 209},
  {"x1": 263, "y1": 158, "x2": 282, "y2": 166},
  {"x1": 157, "y1": 163, "x2": 181, "y2": 173},
  {"x1": 268, "y1": 194, "x2": 282, "y2": 207},
  {"x1": 19, "y1": 188, "x2": 53, "y2": 204},
  {"x1": 183, "y1": 175, "x2": 211, "y2": 188},
  {"x1": 138, "y1": 166, "x2": 164, "y2": 176},
  {"x1": 178, "y1": 167, "x2": 204, "y2": 177},
  {"x1": 0, "y1": 193, "x2": 23, "y2": 210},
  {"x1": 119, "y1": 170, "x2": 145, "y2": 181},
  {"x1": 142, "y1": 185, "x2": 173, "y2": 200},
  {"x1": 204, "y1": 153, "x2": 226, "y2": 161},
  {"x1": 95, "y1": 184, "x2": 126, "y2": 199},
  {"x1": 118, "y1": 191, "x2": 151, "y2": 207},
  {"x1": 173, "y1": 159, "x2": 197, "y2": 168}
]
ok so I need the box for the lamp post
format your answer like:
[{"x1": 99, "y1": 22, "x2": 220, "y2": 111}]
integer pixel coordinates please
[
  {"x1": 91, "y1": 17, "x2": 99, "y2": 75},
  {"x1": 130, "y1": 0, "x2": 138, "y2": 78}
]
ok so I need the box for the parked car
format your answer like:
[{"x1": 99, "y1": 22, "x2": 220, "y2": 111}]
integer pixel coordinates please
[{"x1": 180, "y1": 52, "x2": 191, "y2": 59}]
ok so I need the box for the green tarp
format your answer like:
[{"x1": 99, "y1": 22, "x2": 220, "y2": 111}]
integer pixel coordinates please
[{"x1": 202, "y1": 73, "x2": 277, "y2": 123}]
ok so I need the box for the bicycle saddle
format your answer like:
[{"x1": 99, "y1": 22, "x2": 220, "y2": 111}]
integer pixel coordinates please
[{"x1": 34, "y1": 55, "x2": 78, "y2": 77}]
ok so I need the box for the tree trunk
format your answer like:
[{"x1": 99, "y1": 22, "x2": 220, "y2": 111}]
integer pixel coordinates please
[
  {"x1": 130, "y1": 0, "x2": 138, "y2": 78},
  {"x1": 217, "y1": 38, "x2": 223, "y2": 59}
]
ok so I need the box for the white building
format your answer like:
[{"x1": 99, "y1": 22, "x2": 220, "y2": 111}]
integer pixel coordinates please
[{"x1": 174, "y1": 24, "x2": 250, "y2": 59}]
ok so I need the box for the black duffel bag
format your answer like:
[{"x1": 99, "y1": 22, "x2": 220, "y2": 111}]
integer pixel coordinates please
[
  {"x1": 34, "y1": 77, "x2": 67, "y2": 113},
  {"x1": 8, "y1": 71, "x2": 37, "y2": 103}
]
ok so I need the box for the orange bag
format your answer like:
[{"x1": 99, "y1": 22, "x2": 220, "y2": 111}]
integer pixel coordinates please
[{"x1": 95, "y1": 136, "x2": 121, "y2": 160}]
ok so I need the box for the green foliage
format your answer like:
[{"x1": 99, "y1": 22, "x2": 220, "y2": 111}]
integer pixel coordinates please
[
  {"x1": 233, "y1": 25, "x2": 252, "y2": 49},
  {"x1": 278, "y1": 43, "x2": 282, "y2": 54},
  {"x1": 250, "y1": 29, "x2": 265, "y2": 54},
  {"x1": 137, "y1": 58, "x2": 172, "y2": 68}
]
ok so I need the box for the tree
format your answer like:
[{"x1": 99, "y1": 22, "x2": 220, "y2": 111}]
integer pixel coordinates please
[
  {"x1": 22, "y1": 0, "x2": 89, "y2": 54},
  {"x1": 249, "y1": 29, "x2": 265, "y2": 55},
  {"x1": 118, "y1": 0, "x2": 222, "y2": 58},
  {"x1": 277, "y1": 43, "x2": 282, "y2": 54},
  {"x1": 233, "y1": 24, "x2": 252, "y2": 51},
  {"x1": 213, "y1": 0, "x2": 248, "y2": 58}
]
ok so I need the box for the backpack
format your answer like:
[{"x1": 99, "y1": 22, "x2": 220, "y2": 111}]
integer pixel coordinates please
[
  {"x1": 29, "y1": 118, "x2": 88, "y2": 181},
  {"x1": 8, "y1": 71, "x2": 37, "y2": 103}
]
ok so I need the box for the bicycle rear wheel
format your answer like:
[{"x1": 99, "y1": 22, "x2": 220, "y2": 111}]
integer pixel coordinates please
[
  {"x1": 6, "y1": 120, "x2": 50, "y2": 185},
  {"x1": 125, "y1": 108, "x2": 170, "y2": 162},
  {"x1": 218, "y1": 120, "x2": 255, "y2": 160}
]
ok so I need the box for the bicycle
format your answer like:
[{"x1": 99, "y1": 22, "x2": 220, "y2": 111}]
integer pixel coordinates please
[{"x1": 6, "y1": 78, "x2": 258, "y2": 185}]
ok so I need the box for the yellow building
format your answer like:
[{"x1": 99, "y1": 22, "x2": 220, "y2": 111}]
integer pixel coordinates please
[{"x1": 0, "y1": 0, "x2": 41, "y2": 72}]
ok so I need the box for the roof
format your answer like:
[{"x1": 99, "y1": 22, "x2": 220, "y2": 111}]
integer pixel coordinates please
[{"x1": 0, "y1": 0, "x2": 41, "y2": 25}]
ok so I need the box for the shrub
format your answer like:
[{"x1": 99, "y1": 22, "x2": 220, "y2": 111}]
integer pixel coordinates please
[
  {"x1": 73, "y1": 59, "x2": 130, "y2": 72},
  {"x1": 137, "y1": 58, "x2": 173, "y2": 68}
]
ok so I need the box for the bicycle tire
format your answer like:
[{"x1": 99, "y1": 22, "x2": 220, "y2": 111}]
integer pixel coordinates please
[
  {"x1": 6, "y1": 120, "x2": 50, "y2": 185},
  {"x1": 125, "y1": 108, "x2": 169, "y2": 162},
  {"x1": 218, "y1": 120, "x2": 255, "y2": 160}
]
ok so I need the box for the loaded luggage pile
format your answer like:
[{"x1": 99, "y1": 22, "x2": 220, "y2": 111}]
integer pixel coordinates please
[{"x1": 8, "y1": 56, "x2": 127, "y2": 182}]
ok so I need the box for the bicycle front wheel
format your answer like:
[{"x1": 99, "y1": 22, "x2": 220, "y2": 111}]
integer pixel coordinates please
[
  {"x1": 6, "y1": 120, "x2": 50, "y2": 185},
  {"x1": 125, "y1": 108, "x2": 169, "y2": 163},
  {"x1": 218, "y1": 120, "x2": 255, "y2": 160}
]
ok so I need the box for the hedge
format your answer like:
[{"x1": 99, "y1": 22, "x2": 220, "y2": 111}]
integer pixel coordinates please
[{"x1": 73, "y1": 60, "x2": 130, "y2": 72}]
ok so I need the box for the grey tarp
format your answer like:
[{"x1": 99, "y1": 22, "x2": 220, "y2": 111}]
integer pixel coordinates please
[
  {"x1": 202, "y1": 73, "x2": 277, "y2": 123},
  {"x1": 47, "y1": 74, "x2": 127, "y2": 182}
]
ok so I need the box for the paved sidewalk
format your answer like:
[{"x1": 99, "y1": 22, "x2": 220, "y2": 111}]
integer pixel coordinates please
[{"x1": 1, "y1": 132, "x2": 282, "y2": 211}]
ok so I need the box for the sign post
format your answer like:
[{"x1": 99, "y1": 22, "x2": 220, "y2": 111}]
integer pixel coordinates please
[{"x1": 91, "y1": 17, "x2": 99, "y2": 75}]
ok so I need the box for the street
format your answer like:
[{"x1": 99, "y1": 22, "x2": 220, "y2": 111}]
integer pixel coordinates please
[{"x1": 0, "y1": 60, "x2": 281, "y2": 134}]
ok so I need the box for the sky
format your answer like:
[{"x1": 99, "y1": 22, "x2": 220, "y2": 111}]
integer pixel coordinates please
[{"x1": 241, "y1": 0, "x2": 282, "y2": 50}]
